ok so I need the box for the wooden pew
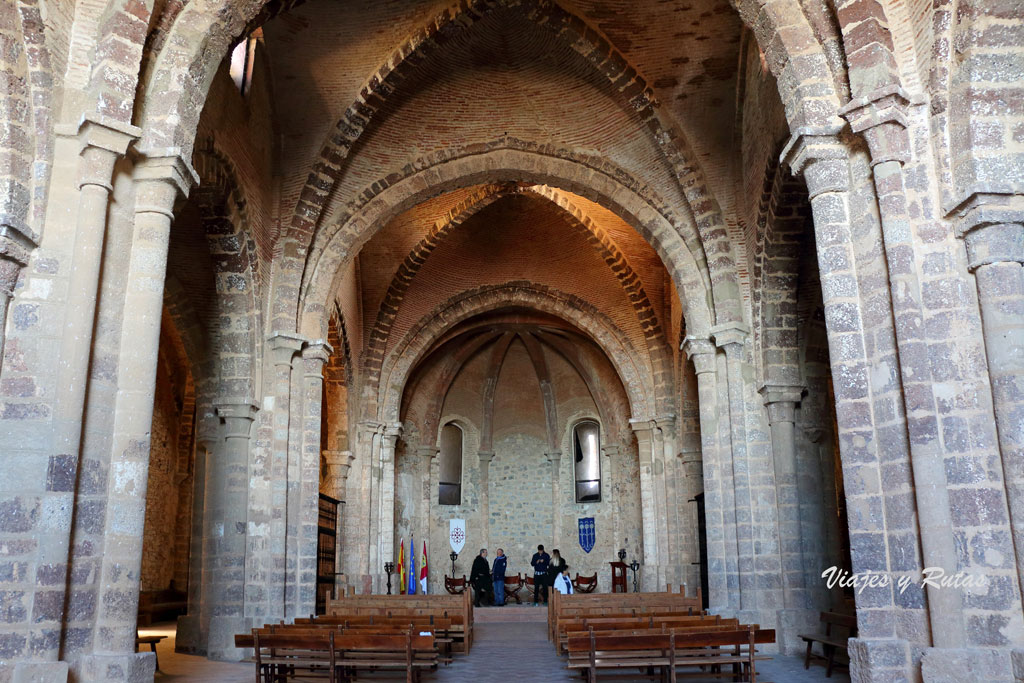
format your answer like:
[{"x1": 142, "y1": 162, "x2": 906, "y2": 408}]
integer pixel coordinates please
[
  {"x1": 557, "y1": 615, "x2": 736, "y2": 654},
  {"x1": 326, "y1": 592, "x2": 473, "y2": 651},
  {"x1": 565, "y1": 626, "x2": 775, "y2": 683},
  {"x1": 799, "y1": 611, "x2": 857, "y2": 677},
  {"x1": 548, "y1": 589, "x2": 703, "y2": 641},
  {"x1": 235, "y1": 629, "x2": 436, "y2": 682}
]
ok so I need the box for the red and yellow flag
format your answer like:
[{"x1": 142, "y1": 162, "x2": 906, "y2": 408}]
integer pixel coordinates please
[{"x1": 398, "y1": 539, "x2": 406, "y2": 595}]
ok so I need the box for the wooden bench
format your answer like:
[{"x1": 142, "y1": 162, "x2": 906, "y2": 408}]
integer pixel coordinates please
[
  {"x1": 236, "y1": 629, "x2": 437, "y2": 682},
  {"x1": 134, "y1": 634, "x2": 166, "y2": 672},
  {"x1": 573, "y1": 573, "x2": 598, "y2": 593},
  {"x1": 326, "y1": 592, "x2": 473, "y2": 651},
  {"x1": 557, "y1": 615, "x2": 733, "y2": 654},
  {"x1": 548, "y1": 588, "x2": 703, "y2": 641},
  {"x1": 799, "y1": 611, "x2": 856, "y2": 677},
  {"x1": 295, "y1": 616, "x2": 457, "y2": 664},
  {"x1": 503, "y1": 573, "x2": 525, "y2": 604},
  {"x1": 566, "y1": 626, "x2": 775, "y2": 683}
]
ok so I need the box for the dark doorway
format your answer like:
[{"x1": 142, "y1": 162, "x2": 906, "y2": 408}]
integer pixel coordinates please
[{"x1": 316, "y1": 494, "x2": 340, "y2": 614}]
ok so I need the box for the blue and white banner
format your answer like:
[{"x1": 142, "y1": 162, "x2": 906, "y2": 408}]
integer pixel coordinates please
[{"x1": 578, "y1": 517, "x2": 595, "y2": 554}]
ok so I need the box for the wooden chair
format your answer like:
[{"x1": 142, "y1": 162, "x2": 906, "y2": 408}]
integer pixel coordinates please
[
  {"x1": 572, "y1": 573, "x2": 598, "y2": 593},
  {"x1": 503, "y1": 573, "x2": 524, "y2": 604},
  {"x1": 444, "y1": 575, "x2": 468, "y2": 595},
  {"x1": 800, "y1": 611, "x2": 857, "y2": 677}
]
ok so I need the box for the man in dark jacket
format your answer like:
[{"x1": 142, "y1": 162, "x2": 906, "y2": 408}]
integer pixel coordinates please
[
  {"x1": 470, "y1": 548, "x2": 493, "y2": 607},
  {"x1": 530, "y1": 544, "x2": 551, "y2": 604},
  {"x1": 491, "y1": 548, "x2": 508, "y2": 606}
]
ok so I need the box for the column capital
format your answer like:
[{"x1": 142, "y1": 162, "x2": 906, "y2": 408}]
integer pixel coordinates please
[
  {"x1": 837, "y1": 84, "x2": 915, "y2": 166},
  {"x1": 268, "y1": 332, "x2": 307, "y2": 364},
  {"x1": 383, "y1": 422, "x2": 403, "y2": 440},
  {"x1": 780, "y1": 127, "x2": 849, "y2": 199},
  {"x1": 416, "y1": 445, "x2": 440, "y2": 460},
  {"x1": 357, "y1": 420, "x2": 383, "y2": 437},
  {"x1": 302, "y1": 340, "x2": 334, "y2": 375},
  {"x1": 710, "y1": 322, "x2": 749, "y2": 350},
  {"x1": 133, "y1": 148, "x2": 199, "y2": 212},
  {"x1": 759, "y1": 383, "x2": 805, "y2": 405},
  {"x1": 544, "y1": 450, "x2": 562, "y2": 464},
  {"x1": 653, "y1": 414, "x2": 676, "y2": 431},
  {"x1": 477, "y1": 450, "x2": 495, "y2": 465},
  {"x1": 323, "y1": 449, "x2": 354, "y2": 469},
  {"x1": 677, "y1": 446, "x2": 701, "y2": 463},
  {"x1": 681, "y1": 336, "x2": 716, "y2": 375},
  {"x1": 953, "y1": 195, "x2": 1024, "y2": 269},
  {"x1": 214, "y1": 400, "x2": 258, "y2": 438},
  {"x1": 57, "y1": 113, "x2": 141, "y2": 190},
  {"x1": 601, "y1": 444, "x2": 624, "y2": 458},
  {"x1": 803, "y1": 426, "x2": 828, "y2": 444}
]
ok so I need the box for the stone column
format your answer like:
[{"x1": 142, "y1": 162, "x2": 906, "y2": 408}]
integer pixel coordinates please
[
  {"x1": 630, "y1": 421, "x2": 659, "y2": 590},
  {"x1": 601, "y1": 444, "x2": 623, "y2": 559},
  {"x1": 205, "y1": 400, "x2": 258, "y2": 661},
  {"x1": 353, "y1": 420, "x2": 382, "y2": 590},
  {"x1": 958, "y1": 205, "x2": 1024, "y2": 605},
  {"x1": 416, "y1": 446, "x2": 438, "y2": 552},
  {"x1": 711, "y1": 323, "x2": 755, "y2": 615},
  {"x1": 80, "y1": 152, "x2": 196, "y2": 680},
  {"x1": 177, "y1": 409, "x2": 218, "y2": 655},
  {"x1": 842, "y1": 92, "x2": 967, "y2": 649},
  {"x1": 682, "y1": 337, "x2": 730, "y2": 612},
  {"x1": 804, "y1": 426, "x2": 845, "y2": 610},
  {"x1": 761, "y1": 383, "x2": 811, "y2": 654},
  {"x1": 267, "y1": 332, "x2": 304, "y2": 615},
  {"x1": 478, "y1": 451, "x2": 494, "y2": 551},
  {"x1": 378, "y1": 423, "x2": 402, "y2": 573},
  {"x1": 546, "y1": 450, "x2": 562, "y2": 550},
  {"x1": 654, "y1": 415, "x2": 678, "y2": 585},
  {"x1": 291, "y1": 342, "x2": 331, "y2": 618}
]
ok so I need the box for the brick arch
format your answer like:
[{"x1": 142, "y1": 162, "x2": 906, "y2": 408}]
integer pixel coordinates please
[
  {"x1": 296, "y1": 145, "x2": 714, "y2": 348},
  {"x1": 192, "y1": 141, "x2": 262, "y2": 400},
  {"x1": 377, "y1": 282, "x2": 659, "y2": 429},
  {"x1": 272, "y1": 0, "x2": 742, "y2": 327},
  {"x1": 751, "y1": 157, "x2": 806, "y2": 389},
  {"x1": 361, "y1": 181, "x2": 675, "y2": 418}
]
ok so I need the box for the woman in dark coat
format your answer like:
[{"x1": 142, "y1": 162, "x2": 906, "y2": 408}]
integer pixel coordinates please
[{"x1": 548, "y1": 549, "x2": 567, "y2": 588}]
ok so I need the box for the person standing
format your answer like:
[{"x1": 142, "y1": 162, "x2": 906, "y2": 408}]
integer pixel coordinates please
[
  {"x1": 530, "y1": 544, "x2": 551, "y2": 605},
  {"x1": 470, "y1": 548, "x2": 493, "y2": 607},
  {"x1": 548, "y1": 549, "x2": 566, "y2": 591},
  {"x1": 492, "y1": 548, "x2": 507, "y2": 606},
  {"x1": 553, "y1": 565, "x2": 574, "y2": 594}
]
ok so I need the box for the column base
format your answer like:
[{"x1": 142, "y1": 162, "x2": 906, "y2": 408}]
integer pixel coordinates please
[
  {"x1": 77, "y1": 653, "x2": 154, "y2": 683},
  {"x1": 921, "y1": 647, "x2": 1015, "y2": 683},
  {"x1": 175, "y1": 614, "x2": 206, "y2": 655},
  {"x1": 847, "y1": 638, "x2": 911, "y2": 682},
  {"x1": 11, "y1": 662, "x2": 69, "y2": 683},
  {"x1": 775, "y1": 608, "x2": 819, "y2": 656},
  {"x1": 207, "y1": 616, "x2": 253, "y2": 661}
]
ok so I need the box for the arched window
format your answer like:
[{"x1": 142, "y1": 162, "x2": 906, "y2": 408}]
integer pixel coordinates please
[
  {"x1": 229, "y1": 32, "x2": 259, "y2": 97},
  {"x1": 438, "y1": 423, "x2": 463, "y2": 505},
  {"x1": 573, "y1": 420, "x2": 601, "y2": 503}
]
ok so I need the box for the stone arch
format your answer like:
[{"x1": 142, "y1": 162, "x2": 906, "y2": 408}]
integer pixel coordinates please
[
  {"x1": 297, "y1": 145, "x2": 715, "y2": 348},
  {"x1": 362, "y1": 181, "x2": 675, "y2": 417},
  {"x1": 378, "y1": 283, "x2": 658, "y2": 430},
  {"x1": 192, "y1": 141, "x2": 262, "y2": 400},
  {"x1": 272, "y1": 0, "x2": 743, "y2": 327}
]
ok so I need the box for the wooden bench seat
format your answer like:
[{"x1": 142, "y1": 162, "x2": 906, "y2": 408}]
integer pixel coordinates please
[
  {"x1": 566, "y1": 627, "x2": 775, "y2": 683},
  {"x1": 799, "y1": 611, "x2": 856, "y2": 678},
  {"x1": 236, "y1": 630, "x2": 436, "y2": 683}
]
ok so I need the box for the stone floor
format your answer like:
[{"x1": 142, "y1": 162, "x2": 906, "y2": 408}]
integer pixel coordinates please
[{"x1": 142, "y1": 610, "x2": 851, "y2": 682}]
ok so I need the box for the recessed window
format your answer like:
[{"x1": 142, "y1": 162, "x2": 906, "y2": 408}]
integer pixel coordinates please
[
  {"x1": 573, "y1": 420, "x2": 601, "y2": 503},
  {"x1": 438, "y1": 423, "x2": 463, "y2": 506},
  {"x1": 229, "y1": 33, "x2": 258, "y2": 97}
]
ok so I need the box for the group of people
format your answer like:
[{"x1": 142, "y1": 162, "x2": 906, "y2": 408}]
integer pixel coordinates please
[{"x1": 469, "y1": 544, "x2": 574, "y2": 607}]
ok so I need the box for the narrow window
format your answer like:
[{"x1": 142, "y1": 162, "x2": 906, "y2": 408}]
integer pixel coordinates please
[
  {"x1": 573, "y1": 420, "x2": 601, "y2": 503},
  {"x1": 229, "y1": 34, "x2": 258, "y2": 97},
  {"x1": 438, "y1": 423, "x2": 463, "y2": 505}
]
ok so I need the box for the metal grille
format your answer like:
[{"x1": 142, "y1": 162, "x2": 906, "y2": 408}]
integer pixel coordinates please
[{"x1": 316, "y1": 493, "x2": 340, "y2": 615}]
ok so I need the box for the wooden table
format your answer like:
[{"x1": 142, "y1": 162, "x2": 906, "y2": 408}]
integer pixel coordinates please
[{"x1": 135, "y1": 635, "x2": 166, "y2": 672}]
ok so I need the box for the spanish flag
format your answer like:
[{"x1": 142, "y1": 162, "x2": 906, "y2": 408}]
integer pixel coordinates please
[{"x1": 398, "y1": 539, "x2": 406, "y2": 595}]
